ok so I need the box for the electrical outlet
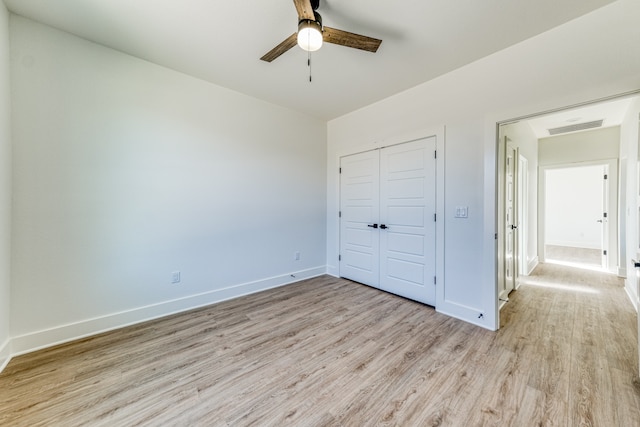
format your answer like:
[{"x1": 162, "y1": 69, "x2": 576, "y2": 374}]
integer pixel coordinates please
[
  {"x1": 171, "y1": 271, "x2": 181, "y2": 284},
  {"x1": 294, "y1": 251, "x2": 300, "y2": 261}
]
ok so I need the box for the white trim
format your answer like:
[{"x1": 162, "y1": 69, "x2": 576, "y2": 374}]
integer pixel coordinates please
[
  {"x1": 334, "y1": 126, "x2": 445, "y2": 159},
  {"x1": 10, "y1": 266, "x2": 326, "y2": 357},
  {"x1": 326, "y1": 265, "x2": 339, "y2": 277},
  {"x1": 624, "y1": 280, "x2": 639, "y2": 312},
  {"x1": 527, "y1": 256, "x2": 539, "y2": 275},
  {"x1": 545, "y1": 240, "x2": 602, "y2": 250},
  {"x1": 0, "y1": 338, "x2": 11, "y2": 373},
  {"x1": 436, "y1": 306, "x2": 495, "y2": 331}
]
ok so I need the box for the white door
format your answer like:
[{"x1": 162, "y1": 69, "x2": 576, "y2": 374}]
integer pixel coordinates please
[
  {"x1": 339, "y1": 137, "x2": 437, "y2": 306},
  {"x1": 339, "y1": 150, "x2": 380, "y2": 287},
  {"x1": 379, "y1": 139, "x2": 436, "y2": 305},
  {"x1": 502, "y1": 142, "x2": 517, "y2": 300}
]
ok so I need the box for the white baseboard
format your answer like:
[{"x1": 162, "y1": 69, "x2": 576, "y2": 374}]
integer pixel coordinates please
[
  {"x1": 326, "y1": 264, "x2": 339, "y2": 277},
  {"x1": 436, "y1": 306, "x2": 497, "y2": 332},
  {"x1": 527, "y1": 256, "x2": 539, "y2": 275},
  {"x1": 624, "y1": 281, "x2": 639, "y2": 312},
  {"x1": 10, "y1": 266, "x2": 326, "y2": 358},
  {"x1": 0, "y1": 338, "x2": 11, "y2": 373},
  {"x1": 545, "y1": 241, "x2": 600, "y2": 250}
]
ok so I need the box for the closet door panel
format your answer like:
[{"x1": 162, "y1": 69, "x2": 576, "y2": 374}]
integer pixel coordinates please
[
  {"x1": 339, "y1": 151, "x2": 380, "y2": 287},
  {"x1": 379, "y1": 137, "x2": 436, "y2": 305}
]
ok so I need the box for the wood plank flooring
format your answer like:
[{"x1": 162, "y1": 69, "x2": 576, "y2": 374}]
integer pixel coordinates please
[
  {"x1": 1, "y1": 266, "x2": 639, "y2": 426},
  {"x1": 545, "y1": 245, "x2": 602, "y2": 268}
]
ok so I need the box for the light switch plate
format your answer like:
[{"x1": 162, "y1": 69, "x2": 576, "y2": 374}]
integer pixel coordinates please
[
  {"x1": 455, "y1": 206, "x2": 469, "y2": 218},
  {"x1": 171, "y1": 271, "x2": 181, "y2": 283}
]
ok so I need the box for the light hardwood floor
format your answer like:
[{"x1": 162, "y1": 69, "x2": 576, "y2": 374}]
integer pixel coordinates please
[
  {"x1": 1, "y1": 266, "x2": 639, "y2": 426},
  {"x1": 545, "y1": 245, "x2": 602, "y2": 267}
]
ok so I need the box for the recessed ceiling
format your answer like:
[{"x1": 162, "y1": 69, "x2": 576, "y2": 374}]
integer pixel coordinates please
[{"x1": 3, "y1": 0, "x2": 617, "y2": 120}]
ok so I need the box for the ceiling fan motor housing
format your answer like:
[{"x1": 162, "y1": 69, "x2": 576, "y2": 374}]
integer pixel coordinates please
[{"x1": 299, "y1": 11, "x2": 322, "y2": 28}]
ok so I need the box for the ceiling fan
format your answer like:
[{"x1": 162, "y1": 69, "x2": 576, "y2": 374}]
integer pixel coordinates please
[{"x1": 260, "y1": 0, "x2": 382, "y2": 62}]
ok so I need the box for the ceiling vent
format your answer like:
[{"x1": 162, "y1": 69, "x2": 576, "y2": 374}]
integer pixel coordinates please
[{"x1": 547, "y1": 119, "x2": 604, "y2": 136}]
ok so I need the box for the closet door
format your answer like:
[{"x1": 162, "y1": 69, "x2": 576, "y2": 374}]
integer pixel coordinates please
[
  {"x1": 339, "y1": 137, "x2": 437, "y2": 306},
  {"x1": 339, "y1": 150, "x2": 380, "y2": 287},
  {"x1": 379, "y1": 138, "x2": 436, "y2": 305}
]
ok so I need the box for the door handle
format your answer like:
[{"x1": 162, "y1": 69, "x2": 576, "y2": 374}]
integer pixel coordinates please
[
  {"x1": 380, "y1": 224, "x2": 388, "y2": 230},
  {"x1": 597, "y1": 219, "x2": 603, "y2": 223},
  {"x1": 367, "y1": 224, "x2": 378, "y2": 228},
  {"x1": 510, "y1": 225, "x2": 517, "y2": 230}
]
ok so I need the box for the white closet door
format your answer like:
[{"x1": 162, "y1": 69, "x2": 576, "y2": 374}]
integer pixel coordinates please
[
  {"x1": 379, "y1": 137, "x2": 436, "y2": 305},
  {"x1": 339, "y1": 150, "x2": 380, "y2": 287},
  {"x1": 339, "y1": 137, "x2": 437, "y2": 306}
]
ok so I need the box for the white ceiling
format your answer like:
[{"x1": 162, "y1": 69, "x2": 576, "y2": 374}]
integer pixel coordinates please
[
  {"x1": 3, "y1": 0, "x2": 617, "y2": 120},
  {"x1": 525, "y1": 97, "x2": 635, "y2": 139}
]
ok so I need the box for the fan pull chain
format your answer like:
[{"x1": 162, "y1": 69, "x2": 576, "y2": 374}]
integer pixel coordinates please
[{"x1": 308, "y1": 50, "x2": 312, "y2": 83}]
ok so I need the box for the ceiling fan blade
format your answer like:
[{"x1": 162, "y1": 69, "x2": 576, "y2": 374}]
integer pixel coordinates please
[
  {"x1": 260, "y1": 33, "x2": 298, "y2": 62},
  {"x1": 323, "y1": 27, "x2": 382, "y2": 53},
  {"x1": 293, "y1": 0, "x2": 315, "y2": 21}
]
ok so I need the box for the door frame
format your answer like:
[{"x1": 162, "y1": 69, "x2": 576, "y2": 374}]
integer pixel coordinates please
[
  {"x1": 336, "y1": 126, "x2": 445, "y2": 309},
  {"x1": 538, "y1": 159, "x2": 618, "y2": 273},
  {"x1": 518, "y1": 154, "x2": 529, "y2": 280}
]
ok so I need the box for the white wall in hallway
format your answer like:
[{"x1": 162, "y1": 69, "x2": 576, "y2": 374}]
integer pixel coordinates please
[{"x1": 539, "y1": 127, "x2": 620, "y2": 166}]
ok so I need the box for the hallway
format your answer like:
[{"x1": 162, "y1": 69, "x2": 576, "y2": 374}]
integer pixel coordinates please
[{"x1": 501, "y1": 262, "x2": 640, "y2": 424}]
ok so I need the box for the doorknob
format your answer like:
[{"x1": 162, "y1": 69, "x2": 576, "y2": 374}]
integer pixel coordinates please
[
  {"x1": 597, "y1": 219, "x2": 603, "y2": 223},
  {"x1": 380, "y1": 224, "x2": 388, "y2": 230},
  {"x1": 367, "y1": 224, "x2": 378, "y2": 228},
  {"x1": 510, "y1": 225, "x2": 517, "y2": 230}
]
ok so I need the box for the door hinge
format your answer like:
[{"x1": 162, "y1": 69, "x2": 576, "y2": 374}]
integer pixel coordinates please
[
  {"x1": 339, "y1": 167, "x2": 342, "y2": 174},
  {"x1": 338, "y1": 254, "x2": 341, "y2": 261},
  {"x1": 434, "y1": 213, "x2": 437, "y2": 222},
  {"x1": 603, "y1": 212, "x2": 607, "y2": 218},
  {"x1": 339, "y1": 211, "x2": 341, "y2": 218},
  {"x1": 603, "y1": 250, "x2": 607, "y2": 256},
  {"x1": 604, "y1": 174, "x2": 608, "y2": 180},
  {"x1": 495, "y1": 233, "x2": 498, "y2": 240},
  {"x1": 433, "y1": 276, "x2": 436, "y2": 285},
  {"x1": 434, "y1": 150, "x2": 437, "y2": 159}
]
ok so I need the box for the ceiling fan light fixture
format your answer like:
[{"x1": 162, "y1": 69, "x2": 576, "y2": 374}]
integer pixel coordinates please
[{"x1": 297, "y1": 19, "x2": 323, "y2": 52}]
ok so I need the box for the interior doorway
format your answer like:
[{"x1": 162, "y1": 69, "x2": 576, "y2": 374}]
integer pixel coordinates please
[
  {"x1": 541, "y1": 163, "x2": 612, "y2": 271},
  {"x1": 497, "y1": 95, "x2": 636, "y2": 314},
  {"x1": 496, "y1": 92, "x2": 640, "y2": 382},
  {"x1": 539, "y1": 159, "x2": 618, "y2": 274}
]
